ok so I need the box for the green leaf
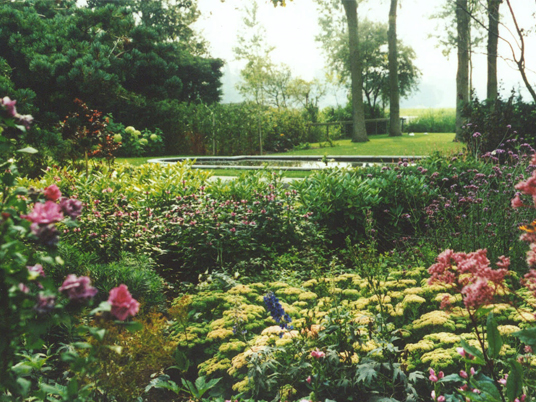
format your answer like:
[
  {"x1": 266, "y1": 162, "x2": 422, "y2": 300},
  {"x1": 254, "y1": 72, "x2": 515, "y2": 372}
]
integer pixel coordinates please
[
  {"x1": 506, "y1": 359, "x2": 523, "y2": 401},
  {"x1": 512, "y1": 327, "x2": 536, "y2": 347},
  {"x1": 16, "y1": 147, "x2": 38, "y2": 154},
  {"x1": 67, "y1": 378, "x2": 79, "y2": 397},
  {"x1": 476, "y1": 380, "x2": 502, "y2": 401},
  {"x1": 355, "y1": 362, "x2": 379, "y2": 384},
  {"x1": 90, "y1": 301, "x2": 111, "y2": 315},
  {"x1": 119, "y1": 320, "x2": 143, "y2": 333},
  {"x1": 486, "y1": 312, "x2": 502, "y2": 359},
  {"x1": 40, "y1": 382, "x2": 64, "y2": 396},
  {"x1": 16, "y1": 377, "x2": 31, "y2": 396},
  {"x1": 438, "y1": 373, "x2": 463, "y2": 383},
  {"x1": 72, "y1": 342, "x2": 92, "y2": 349},
  {"x1": 460, "y1": 339, "x2": 486, "y2": 365},
  {"x1": 172, "y1": 349, "x2": 191, "y2": 372},
  {"x1": 107, "y1": 345, "x2": 123, "y2": 354}
]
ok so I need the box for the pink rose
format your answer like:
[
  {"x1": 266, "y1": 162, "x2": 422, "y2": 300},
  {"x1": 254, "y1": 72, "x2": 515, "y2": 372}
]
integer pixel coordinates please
[
  {"x1": 43, "y1": 184, "x2": 62, "y2": 201},
  {"x1": 23, "y1": 201, "x2": 63, "y2": 225},
  {"x1": 34, "y1": 293, "x2": 56, "y2": 313},
  {"x1": 28, "y1": 264, "x2": 45, "y2": 277},
  {"x1": 59, "y1": 198, "x2": 83, "y2": 220},
  {"x1": 59, "y1": 275, "x2": 98, "y2": 301},
  {"x1": 310, "y1": 348, "x2": 325, "y2": 359},
  {"x1": 108, "y1": 284, "x2": 140, "y2": 321}
]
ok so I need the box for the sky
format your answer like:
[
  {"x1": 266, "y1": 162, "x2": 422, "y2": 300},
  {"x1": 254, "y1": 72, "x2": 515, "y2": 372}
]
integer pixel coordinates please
[{"x1": 194, "y1": 0, "x2": 536, "y2": 109}]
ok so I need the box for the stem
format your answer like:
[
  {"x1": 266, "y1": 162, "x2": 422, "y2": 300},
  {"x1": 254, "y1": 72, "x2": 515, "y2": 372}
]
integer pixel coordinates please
[{"x1": 468, "y1": 310, "x2": 506, "y2": 402}]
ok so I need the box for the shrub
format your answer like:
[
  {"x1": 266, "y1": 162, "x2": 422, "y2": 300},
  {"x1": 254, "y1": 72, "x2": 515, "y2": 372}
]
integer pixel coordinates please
[
  {"x1": 46, "y1": 244, "x2": 166, "y2": 309},
  {"x1": 404, "y1": 108, "x2": 456, "y2": 133},
  {"x1": 461, "y1": 93, "x2": 536, "y2": 155},
  {"x1": 87, "y1": 311, "x2": 178, "y2": 402}
]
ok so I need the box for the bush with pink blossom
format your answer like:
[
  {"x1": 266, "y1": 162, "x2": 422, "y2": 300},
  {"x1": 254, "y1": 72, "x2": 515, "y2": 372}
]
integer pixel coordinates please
[
  {"x1": 426, "y1": 153, "x2": 536, "y2": 402},
  {"x1": 0, "y1": 97, "x2": 141, "y2": 400}
]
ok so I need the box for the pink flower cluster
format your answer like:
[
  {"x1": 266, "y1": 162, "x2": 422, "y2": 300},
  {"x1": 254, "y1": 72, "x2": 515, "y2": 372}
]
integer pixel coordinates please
[
  {"x1": 22, "y1": 184, "x2": 82, "y2": 245},
  {"x1": 512, "y1": 154, "x2": 536, "y2": 208},
  {"x1": 428, "y1": 249, "x2": 509, "y2": 309},
  {"x1": 511, "y1": 153, "x2": 536, "y2": 293}
]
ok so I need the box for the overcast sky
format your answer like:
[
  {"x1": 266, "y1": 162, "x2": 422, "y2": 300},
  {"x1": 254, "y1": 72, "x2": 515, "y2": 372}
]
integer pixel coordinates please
[{"x1": 194, "y1": 0, "x2": 536, "y2": 109}]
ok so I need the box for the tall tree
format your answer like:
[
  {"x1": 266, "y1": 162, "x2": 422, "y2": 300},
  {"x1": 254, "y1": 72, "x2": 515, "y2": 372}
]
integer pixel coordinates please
[
  {"x1": 272, "y1": 0, "x2": 368, "y2": 142},
  {"x1": 341, "y1": 0, "x2": 368, "y2": 142},
  {"x1": 487, "y1": 0, "x2": 501, "y2": 101},
  {"x1": 388, "y1": 0, "x2": 401, "y2": 136},
  {"x1": 315, "y1": 10, "x2": 420, "y2": 117},
  {"x1": 455, "y1": 0, "x2": 470, "y2": 141}
]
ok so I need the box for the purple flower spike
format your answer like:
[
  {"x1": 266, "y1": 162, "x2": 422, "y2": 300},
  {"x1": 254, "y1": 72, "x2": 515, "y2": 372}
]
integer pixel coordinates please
[{"x1": 59, "y1": 274, "x2": 98, "y2": 301}]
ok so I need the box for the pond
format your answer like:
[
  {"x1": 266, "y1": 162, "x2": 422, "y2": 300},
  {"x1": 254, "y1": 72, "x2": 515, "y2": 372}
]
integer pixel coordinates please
[{"x1": 148, "y1": 155, "x2": 425, "y2": 170}]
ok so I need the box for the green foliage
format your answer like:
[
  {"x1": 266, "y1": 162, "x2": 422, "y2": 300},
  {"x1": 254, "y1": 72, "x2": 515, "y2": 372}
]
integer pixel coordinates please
[
  {"x1": 46, "y1": 244, "x2": 166, "y2": 308},
  {"x1": 111, "y1": 122, "x2": 165, "y2": 158},
  {"x1": 0, "y1": 0, "x2": 223, "y2": 150}
]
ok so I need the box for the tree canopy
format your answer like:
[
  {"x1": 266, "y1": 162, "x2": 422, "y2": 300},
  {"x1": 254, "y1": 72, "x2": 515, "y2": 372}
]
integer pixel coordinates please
[{"x1": 0, "y1": 0, "x2": 223, "y2": 132}]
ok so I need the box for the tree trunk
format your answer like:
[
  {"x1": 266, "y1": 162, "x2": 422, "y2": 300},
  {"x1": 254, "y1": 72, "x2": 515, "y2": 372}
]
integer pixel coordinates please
[
  {"x1": 388, "y1": 0, "x2": 401, "y2": 136},
  {"x1": 342, "y1": 0, "x2": 368, "y2": 142},
  {"x1": 455, "y1": 0, "x2": 470, "y2": 141},
  {"x1": 487, "y1": 0, "x2": 500, "y2": 101}
]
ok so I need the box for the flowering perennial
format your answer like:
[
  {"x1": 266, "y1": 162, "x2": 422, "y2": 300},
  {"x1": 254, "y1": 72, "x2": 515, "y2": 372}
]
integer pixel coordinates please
[
  {"x1": 263, "y1": 291, "x2": 292, "y2": 334},
  {"x1": 108, "y1": 284, "x2": 140, "y2": 321},
  {"x1": 428, "y1": 249, "x2": 509, "y2": 309},
  {"x1": 59, "y1": 274, "x2": 98, "y2": 301}
]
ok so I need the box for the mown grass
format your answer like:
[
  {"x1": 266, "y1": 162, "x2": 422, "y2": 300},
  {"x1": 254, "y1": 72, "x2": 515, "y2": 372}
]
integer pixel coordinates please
[{"x1": 283, "y1": 133, "x2": 463, "y2": 156}]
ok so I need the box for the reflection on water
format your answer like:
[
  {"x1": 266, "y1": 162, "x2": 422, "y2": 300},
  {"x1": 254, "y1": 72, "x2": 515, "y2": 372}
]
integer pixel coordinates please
[
  {"x1": 150, "y1": 156, "x2": 411, "y2": 170},
  {"x1": 191, "y1": 159, "x2": 363, "y2": 168}
]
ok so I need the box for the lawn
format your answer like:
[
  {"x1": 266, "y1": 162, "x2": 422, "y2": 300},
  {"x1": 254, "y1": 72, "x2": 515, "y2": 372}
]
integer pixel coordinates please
[{"x1": 284, "y1": 132, "x2": 463, "y2": 156}]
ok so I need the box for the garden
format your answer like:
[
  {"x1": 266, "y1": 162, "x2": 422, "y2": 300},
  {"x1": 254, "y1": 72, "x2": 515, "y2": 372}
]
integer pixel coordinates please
[{"x1": 2, "y1": 91, "x2": 536, "y2": 402}]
